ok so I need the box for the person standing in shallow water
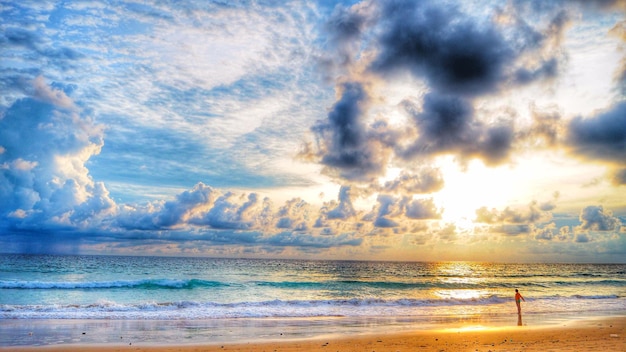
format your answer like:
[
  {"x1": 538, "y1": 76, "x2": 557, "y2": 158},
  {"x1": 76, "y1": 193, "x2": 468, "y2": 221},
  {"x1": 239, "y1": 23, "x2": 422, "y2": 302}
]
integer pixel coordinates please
[{"x1": 515, "y1": 289, "x2": 525, "y2": 314}]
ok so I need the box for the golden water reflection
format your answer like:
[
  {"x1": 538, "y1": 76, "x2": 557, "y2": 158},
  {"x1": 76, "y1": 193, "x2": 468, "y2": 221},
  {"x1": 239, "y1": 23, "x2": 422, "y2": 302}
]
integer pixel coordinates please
[
  {"x1": 435, "y1": 289, "x2": 487, "y2": 300},
  {"x1": 429, "y1": 262, "x2": 500, "y2": 316},
  {"x1": 432, "y1": 262, "x2": 492, "y2": 301}
]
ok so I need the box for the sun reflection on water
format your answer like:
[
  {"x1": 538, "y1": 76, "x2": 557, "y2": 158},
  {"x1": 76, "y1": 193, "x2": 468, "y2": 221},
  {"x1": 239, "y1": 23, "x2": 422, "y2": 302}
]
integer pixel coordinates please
[
  {"x1": 431, "y1": 262, "x2": 496, "y2": 310},
  {"x1": 436, "y1": 289, "x2": 486, "y2": 300}
]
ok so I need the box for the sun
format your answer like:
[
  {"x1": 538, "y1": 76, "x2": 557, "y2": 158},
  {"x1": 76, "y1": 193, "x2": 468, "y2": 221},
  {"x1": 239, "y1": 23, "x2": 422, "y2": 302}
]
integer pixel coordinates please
[{"x1": 433, "y1": 157, "x2": 519, "y2": 226}]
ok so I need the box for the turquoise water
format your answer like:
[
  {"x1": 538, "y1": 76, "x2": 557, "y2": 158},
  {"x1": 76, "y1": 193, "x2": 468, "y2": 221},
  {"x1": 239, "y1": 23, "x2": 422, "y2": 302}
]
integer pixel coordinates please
[{"x1": 1, "y1": 254, "x2": 625, "y2": 346}]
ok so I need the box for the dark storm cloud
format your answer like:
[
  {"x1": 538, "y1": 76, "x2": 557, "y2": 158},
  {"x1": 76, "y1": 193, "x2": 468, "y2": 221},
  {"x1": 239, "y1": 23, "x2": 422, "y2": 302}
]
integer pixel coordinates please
[
  {"x1": 311, "y1": 82, "x2": 385, "y2": 180},
  {"x1": 310, "y1": 0, "x2": 573, "y2": 183},
  {"x1": 566, "y1": 101, "x2": 626, "y2": 163},
  {"x1": 400, "y1": 93, "x2": 515, "y2": 165},
  {"x1": 402, "y1": 93, "x2": 477, "y2": 156},
  {"x1": 365, "y1": 0, "x2": 570, "y2": 95},
  {"x1": 370, "y1": 1, "x2": 515, "y2": 96},
  {"x1": 478, "y1": 124, "x2": 516, "y2": 166}
]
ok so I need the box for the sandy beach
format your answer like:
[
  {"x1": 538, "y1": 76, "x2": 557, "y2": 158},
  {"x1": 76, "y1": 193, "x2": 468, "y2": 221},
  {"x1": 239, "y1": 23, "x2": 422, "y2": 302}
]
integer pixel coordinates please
[{"x1": 5, "y1": 316, "x2": 624, "y2": 352}]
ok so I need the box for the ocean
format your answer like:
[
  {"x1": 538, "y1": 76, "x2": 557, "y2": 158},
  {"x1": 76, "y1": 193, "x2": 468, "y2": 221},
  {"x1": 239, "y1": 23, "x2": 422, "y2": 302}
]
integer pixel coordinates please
[{"x1": 1, "y1": 254, "x2": 625, "y2": 346}]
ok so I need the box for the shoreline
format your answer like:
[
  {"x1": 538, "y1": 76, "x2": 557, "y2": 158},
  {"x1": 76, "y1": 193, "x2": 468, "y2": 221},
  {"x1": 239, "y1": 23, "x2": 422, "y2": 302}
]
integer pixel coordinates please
[
  {"x1": 4, "y1": 316, "x2": 625, "y2": 352},
  {"x1": 2, "y1": 314, "x2": 624, "y2": 351}
]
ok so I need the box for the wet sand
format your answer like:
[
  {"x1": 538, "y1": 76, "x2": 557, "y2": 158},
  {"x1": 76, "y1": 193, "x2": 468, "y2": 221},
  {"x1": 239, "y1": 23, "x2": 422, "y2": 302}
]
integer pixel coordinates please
[{"x1": 4, "y1": 316, "x2": 624, "y2": 352}]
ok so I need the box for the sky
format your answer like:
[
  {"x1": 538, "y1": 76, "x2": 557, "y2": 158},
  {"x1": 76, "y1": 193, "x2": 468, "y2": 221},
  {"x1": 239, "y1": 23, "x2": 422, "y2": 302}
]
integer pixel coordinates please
[{"x1": 1, "y1": 0, "x2": 625, "y2": 263}]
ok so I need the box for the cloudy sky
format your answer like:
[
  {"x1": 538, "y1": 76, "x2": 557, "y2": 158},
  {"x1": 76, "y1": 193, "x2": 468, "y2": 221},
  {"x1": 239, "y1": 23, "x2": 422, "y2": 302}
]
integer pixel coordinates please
[{"x1": 1, "y1": 0, "x2": 625, "y2": 262}]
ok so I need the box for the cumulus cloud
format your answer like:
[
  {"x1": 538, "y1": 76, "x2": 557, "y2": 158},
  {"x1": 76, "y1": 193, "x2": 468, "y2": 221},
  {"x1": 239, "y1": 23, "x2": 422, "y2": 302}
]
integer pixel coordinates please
[
  {"x1": 475, "y1": 200, "x2": 554, "y2": 226},
  {"x1": 405, "y1": 198, "x2": 441, "y2": 220},
  {"x1": 275, "y1": 198, "x2": 310, "y2": 231},
  {"x1": 380, "y1": 168, "x2": 444, "y2": 194},
  {"x1": 524, "y1": 203, "x2": 624, "y2": 244},
  {"x1": 325, "y1": 186, "x2": 357, "y2": 220},
  {"x1": 364, "y1": 195, "x2": 441, "y2": 229},
  {"x1": 577, "y1": 205, "x2": 622, "y2": 231},
  {"x1": 0, "y1": 77, "x2": 113, "y2": 229},
  {"x1": 107, "y1": 180, "x2": 446, "y2": 252},
  {"x1": 534, "y1": 223, "x2": 570, "y2": 241},
  {"x1": 156, "y1": 183, "x2": 219, "y2": 229},
  {"x1": 111, "y1": 183, "x2": 367, "y2": 252},
  {"x1": 371, "y1": 195, "x2": 401, "y2": 228},
  {"x1": 202, "y1": 192, "x2": 260, "y2": 230}
]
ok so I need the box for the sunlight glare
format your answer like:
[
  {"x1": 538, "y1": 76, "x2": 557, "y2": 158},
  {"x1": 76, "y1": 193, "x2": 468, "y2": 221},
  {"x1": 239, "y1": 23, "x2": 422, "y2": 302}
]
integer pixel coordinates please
[{"x1": 434, "y1": 158, "x2": 516, "y2": 224}]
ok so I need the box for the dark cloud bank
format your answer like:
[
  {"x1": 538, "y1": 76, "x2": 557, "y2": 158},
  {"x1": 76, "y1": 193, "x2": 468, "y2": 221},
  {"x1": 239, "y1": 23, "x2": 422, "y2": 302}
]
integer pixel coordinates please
[
  {"x1": 311, "y1": 0, "x2": 625, "y2": 186},
  {"x1": 304, "y1": 0, "x2": 625, "y2": 255}
]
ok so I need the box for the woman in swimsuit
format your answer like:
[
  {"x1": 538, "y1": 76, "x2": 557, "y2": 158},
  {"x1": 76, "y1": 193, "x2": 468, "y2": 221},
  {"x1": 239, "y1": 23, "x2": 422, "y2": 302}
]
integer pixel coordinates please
[{"x1": 515, "y1": 289, "x2": 525, "y2": 314}]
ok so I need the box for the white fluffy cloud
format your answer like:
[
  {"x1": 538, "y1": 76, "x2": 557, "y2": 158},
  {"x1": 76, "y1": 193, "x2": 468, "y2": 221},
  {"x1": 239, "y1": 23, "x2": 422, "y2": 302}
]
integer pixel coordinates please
[{"x1": 0, "y1": 77, "x2": 114, "y2": 229}]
